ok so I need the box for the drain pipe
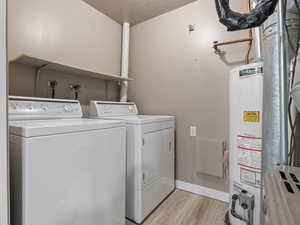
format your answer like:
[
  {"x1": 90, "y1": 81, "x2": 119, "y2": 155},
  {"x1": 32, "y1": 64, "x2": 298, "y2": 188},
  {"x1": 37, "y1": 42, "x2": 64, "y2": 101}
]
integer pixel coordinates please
[{"x1": 120, "y1": 22, "x2": 130, "y2": 102}]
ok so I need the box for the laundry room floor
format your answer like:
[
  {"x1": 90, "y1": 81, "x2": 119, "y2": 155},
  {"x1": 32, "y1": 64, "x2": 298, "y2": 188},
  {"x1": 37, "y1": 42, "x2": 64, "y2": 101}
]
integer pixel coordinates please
[{"x1": 126, "y1": 189, "x2": 228, "y2": 225}]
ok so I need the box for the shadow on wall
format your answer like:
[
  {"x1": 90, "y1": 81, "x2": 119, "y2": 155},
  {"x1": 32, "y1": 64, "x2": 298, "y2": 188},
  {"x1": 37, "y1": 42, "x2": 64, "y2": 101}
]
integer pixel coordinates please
[
  {"x1": 192, "y1": 137, "x2": 229, "y2": 191},
  {"x1": 218, "y1": 52, "x2": 246, "y2": 67},
  {"x1": 9, "y1": 62, "x2": 120, "y2": 105}
]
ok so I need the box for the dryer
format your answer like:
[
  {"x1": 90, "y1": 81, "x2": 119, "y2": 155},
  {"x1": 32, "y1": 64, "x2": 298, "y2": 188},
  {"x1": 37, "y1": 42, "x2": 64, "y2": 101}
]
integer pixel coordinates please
[
  {"x1": 9, "y1": 96, "x2": 126, "y2": 225},
  {"x1": 88, "y1": 101, "x2": 175, "y2": 224}
]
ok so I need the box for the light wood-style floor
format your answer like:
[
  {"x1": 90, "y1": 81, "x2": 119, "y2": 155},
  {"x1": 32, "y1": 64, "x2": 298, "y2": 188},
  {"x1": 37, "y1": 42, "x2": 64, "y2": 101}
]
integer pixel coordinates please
[{"x1": 126, "y1": 189, "x2": 228, "y2": 225}]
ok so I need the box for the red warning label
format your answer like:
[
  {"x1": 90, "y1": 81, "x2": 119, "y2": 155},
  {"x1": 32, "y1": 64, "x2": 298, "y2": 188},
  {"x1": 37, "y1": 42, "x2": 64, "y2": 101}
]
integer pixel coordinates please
[
  {"x1": 237, "y1": 135, "x2": 262, "y2": 188},
  {"x1": 237, "y1": 135, "x2": 262, "y2": 171}
]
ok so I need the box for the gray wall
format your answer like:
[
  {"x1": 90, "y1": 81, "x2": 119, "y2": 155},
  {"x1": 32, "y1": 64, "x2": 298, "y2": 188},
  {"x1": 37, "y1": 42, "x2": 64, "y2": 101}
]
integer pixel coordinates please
[
  {"x1": 8, "y1": 0, "x2": 252, "y2": 193},
  {"x1": 129, "y1": 0, "x2": 251, "y2": 192},
  {"x1": 9, "y1": 63, "x2": 120, "y2": 105},
  {"x1": 8, "y1": 0, "x2": 122, "y2": 103}
]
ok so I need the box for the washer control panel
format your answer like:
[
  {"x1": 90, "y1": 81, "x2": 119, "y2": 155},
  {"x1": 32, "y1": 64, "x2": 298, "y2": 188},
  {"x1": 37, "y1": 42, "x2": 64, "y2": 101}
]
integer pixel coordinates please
[
  {"x1": 9, "y1": 96, "x2": 83, "y2": 120},
  {"x1": 90, "y1": 101, "x2": 138, "y2": 117}
]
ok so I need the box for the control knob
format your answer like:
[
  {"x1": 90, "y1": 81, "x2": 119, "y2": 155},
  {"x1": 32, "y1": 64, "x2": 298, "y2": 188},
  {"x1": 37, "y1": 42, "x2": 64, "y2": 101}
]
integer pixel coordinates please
[
  {"x1": 64, "y1": 105, "x2": 73, "y2": 112},
  {"x1": 41, "y1": 105, "x2": 48, "y2": 112},
  {"x1": 26, "y1": 104, "x2": 34, "y2": 111},
  {"x1": 10, "y1": 103, "x2": 18, "y2": 110}
]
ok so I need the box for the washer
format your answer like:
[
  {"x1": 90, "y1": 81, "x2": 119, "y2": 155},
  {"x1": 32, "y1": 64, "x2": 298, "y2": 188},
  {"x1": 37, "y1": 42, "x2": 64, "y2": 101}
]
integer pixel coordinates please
[
  {"x1": 88, "y1": 101, "x2": 175, "y2": 224},
  {"x1": 9, "y1": 96, "x2": 126, "y2": 225}
]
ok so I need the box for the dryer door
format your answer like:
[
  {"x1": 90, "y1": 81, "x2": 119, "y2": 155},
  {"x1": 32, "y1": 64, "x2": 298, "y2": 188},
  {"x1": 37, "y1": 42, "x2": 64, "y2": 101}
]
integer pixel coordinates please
[{"x1": 142, "y1": 128, "x2": 173, "y2": 186}]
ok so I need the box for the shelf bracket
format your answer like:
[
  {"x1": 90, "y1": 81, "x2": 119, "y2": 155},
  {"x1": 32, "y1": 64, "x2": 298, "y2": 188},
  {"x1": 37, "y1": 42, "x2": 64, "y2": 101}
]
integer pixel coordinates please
[{"x1": 34, "y1": 63, "x2": 50, "y2": 96}]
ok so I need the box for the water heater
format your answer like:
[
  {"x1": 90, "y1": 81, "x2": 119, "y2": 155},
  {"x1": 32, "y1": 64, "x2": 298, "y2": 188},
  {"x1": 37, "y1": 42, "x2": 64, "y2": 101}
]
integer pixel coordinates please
[{"x1": 228, "y1": 63, "x2": 263, "y2": 225}]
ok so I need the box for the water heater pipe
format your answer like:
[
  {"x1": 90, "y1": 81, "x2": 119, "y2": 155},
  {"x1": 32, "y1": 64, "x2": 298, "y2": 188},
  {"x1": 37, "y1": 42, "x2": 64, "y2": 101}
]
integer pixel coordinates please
[
  {"x1": 263, "y1": 0, "x2": 300, "y2": 171},
  {"x1": 278, "y1": 0, "x2": 289, "y2": 165},
  {"x1": 120, "y1": 22, "x2": 130, "y2": 102},
  {"x1": 215, "y1": 0, "x2": 278, "y2": 31},
  {"x1": 213, "y1": 0, "x2": 254, "y2": 64},
  {"x1": 245, "y1": 0, "x2": 253, "y2": 64},
  {"x1": 253, "y1": 0, "x2": 263, "y2": 59},
  {"x1": 253, "y1": 26, "x2": 263, "y2": 59}
]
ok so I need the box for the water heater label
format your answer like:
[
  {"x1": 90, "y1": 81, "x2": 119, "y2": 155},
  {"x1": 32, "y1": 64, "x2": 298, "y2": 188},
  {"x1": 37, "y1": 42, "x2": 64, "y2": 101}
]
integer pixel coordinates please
[
  {"x1": 244, "y1": 111, "x2": 260, "y2": 122},
  {"x1": 239, "y1": 66, "x2": 263, "y2": 77},
  {"x1": 237, "y1": 135, "x2": 262, "y2": 188},
  {"x1": 240, "y1": 168, "x2": 261, "y2": 188}
]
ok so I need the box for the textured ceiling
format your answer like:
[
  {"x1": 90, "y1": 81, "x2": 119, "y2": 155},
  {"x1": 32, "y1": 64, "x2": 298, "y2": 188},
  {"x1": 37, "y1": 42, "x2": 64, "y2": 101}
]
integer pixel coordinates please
[{"x1": 83, "y1": 0, "x2": 196, "y2": 25}]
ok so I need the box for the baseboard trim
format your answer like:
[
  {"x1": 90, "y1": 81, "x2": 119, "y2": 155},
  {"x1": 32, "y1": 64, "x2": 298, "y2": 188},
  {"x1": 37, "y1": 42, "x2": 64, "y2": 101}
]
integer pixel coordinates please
[{"x1": 176, "y1": 180, "x2": 230, "y2": 203}]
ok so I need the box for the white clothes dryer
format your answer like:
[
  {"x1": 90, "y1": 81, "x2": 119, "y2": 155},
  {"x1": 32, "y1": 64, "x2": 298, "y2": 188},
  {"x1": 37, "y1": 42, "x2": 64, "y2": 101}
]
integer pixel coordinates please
[{"x1": 88, "y1": 101, "x2": 175, "y2": 224}]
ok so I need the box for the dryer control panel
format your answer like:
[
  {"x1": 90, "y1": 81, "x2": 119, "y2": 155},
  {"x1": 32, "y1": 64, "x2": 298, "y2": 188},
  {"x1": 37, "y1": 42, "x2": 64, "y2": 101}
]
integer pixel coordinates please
[
  {"x1": 9, "y1": 96, "x2": 83, "y2": 120},
  {"x1": 89, "y1": 101, "x2": 138, "y2": 117}
]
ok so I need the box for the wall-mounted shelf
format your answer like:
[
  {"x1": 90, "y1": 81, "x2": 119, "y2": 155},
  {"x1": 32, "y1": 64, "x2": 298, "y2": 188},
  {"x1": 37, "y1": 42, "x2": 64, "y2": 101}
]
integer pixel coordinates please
[{"x1": 10, "y1": 55, "x2": 133, "y2": 82}]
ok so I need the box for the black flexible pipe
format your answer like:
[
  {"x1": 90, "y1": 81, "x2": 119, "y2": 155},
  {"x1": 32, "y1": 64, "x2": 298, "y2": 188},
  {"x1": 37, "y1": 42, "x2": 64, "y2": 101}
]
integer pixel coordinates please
[{"x1": 215, "y1": 0, "x2": 278, "y2": 31}]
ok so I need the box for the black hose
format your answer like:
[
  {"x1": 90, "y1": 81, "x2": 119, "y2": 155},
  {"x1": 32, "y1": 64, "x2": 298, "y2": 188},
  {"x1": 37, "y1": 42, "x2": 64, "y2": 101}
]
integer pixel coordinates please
[
  {"x1": 215, "y1": 0, "x2": 278, "y2": 31},
  {"x1": 51, "y1": 88, "x2": 55, "y2": 99}
]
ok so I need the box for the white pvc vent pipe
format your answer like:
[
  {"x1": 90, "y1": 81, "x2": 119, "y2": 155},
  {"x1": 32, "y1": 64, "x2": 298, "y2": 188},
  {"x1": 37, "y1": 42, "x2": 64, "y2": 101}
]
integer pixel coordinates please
[
  {"x1": 253, "y1": 0, "x2": 263, "y2": 59},
  {"x1": 120, "y1": 22, "x2": 130, "y2": 102}
]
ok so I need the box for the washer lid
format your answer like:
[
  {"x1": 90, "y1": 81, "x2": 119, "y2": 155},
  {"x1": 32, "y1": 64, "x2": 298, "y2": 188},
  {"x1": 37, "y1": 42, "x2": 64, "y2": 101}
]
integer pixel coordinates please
[
  {"x1": 9, "y1": 119, "x2": 125, "y2": 137},
  {"x1": 98, "y1": 115, "x2": 175, "y2": 124}
]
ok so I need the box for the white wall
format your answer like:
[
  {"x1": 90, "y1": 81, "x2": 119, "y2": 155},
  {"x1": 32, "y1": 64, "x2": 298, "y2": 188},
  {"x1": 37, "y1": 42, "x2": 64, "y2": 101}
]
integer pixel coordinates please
[{"x1": 0, "y1": 0, "x2": 9, "y2": 223}]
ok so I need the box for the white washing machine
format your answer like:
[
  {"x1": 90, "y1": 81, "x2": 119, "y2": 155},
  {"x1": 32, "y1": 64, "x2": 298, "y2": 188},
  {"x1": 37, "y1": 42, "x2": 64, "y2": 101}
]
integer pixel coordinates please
[
  {"x1": 8, "y1": 96, "x2": 126, "y2": 225},
  {"x1": 88, "y1": 101, "x2": 175, "y2": 224}
]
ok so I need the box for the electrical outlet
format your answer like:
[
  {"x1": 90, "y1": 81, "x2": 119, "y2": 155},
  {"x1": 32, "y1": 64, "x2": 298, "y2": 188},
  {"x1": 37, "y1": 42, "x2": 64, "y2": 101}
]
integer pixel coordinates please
[{"x1": 190, "y1": 126, "x2": 197, "y2": 137}]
